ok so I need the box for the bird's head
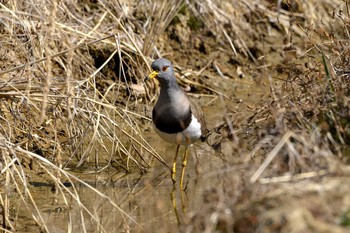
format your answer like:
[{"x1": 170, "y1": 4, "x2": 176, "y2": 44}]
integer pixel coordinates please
[{"x1": 148, "y1": 58, "x2": 176, "y2": 84}]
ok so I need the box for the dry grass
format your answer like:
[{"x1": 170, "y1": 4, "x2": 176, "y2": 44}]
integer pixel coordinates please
[
  {"x1": 0, "y1": 0, "x2": 177, "y2": 231},
  {"x1": 0, "y1": 0, "x2": 350, "y2": 232}
]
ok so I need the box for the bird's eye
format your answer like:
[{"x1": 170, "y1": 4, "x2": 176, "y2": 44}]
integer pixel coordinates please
[{"x1": 162, "y1": 66, "x2": 168, "y2": 72}]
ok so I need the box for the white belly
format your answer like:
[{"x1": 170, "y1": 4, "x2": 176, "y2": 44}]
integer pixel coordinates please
[{"x1": 153, "y1": 114, "x2": 202, "y2": 145}]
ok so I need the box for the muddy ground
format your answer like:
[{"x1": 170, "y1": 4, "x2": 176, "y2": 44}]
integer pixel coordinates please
[{"x1": 1, "y1": 0, "x2": 350, "y2": 232}]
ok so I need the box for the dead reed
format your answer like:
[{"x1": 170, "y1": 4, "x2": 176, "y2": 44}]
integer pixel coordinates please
[{"x1": 0, "y1": 0, "x2": 349, "y2": 232}]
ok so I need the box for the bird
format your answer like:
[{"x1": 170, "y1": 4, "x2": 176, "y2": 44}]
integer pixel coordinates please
[{"x1": 147, "y1": 58, "x2": 206, "y2": 188}]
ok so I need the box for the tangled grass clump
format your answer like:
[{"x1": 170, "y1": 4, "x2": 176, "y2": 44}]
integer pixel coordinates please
[{"x1": 1, "y1": 0, "x2": 350, "y2": 232}]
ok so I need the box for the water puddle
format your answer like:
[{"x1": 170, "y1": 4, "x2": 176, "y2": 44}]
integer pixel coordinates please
[
  {"x1": 24, "y1": 144, "x2": 224, "y2": 232},
  {"x1": 13, "y1": 77, "x2": 269, "y2": 232}
]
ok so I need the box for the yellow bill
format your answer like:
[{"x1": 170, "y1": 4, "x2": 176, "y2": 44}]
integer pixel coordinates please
[{"x1": 148, "y1": 71, "x2": 159, "y2": 79}]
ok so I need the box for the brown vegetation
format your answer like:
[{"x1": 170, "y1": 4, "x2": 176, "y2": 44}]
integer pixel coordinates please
[{"x1": 0, "y1": 0, "x2": 349, "y2": 232}]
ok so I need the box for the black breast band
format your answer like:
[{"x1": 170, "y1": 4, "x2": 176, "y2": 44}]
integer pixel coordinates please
[{"x1": 152, "y1": 108, "x2": 192, "y2": 134}]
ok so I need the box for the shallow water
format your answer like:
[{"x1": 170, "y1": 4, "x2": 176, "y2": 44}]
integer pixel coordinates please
[
  {"x1": 24, "y1": 145, "x2": 224, "y2": 232},
  {"x1": 16, "y1": 77, "x2": 268, "y2": 232}
]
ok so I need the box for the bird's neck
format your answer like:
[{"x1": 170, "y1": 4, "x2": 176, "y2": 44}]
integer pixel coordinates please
[
  {"x1": 158, "y1": 82, "x2": 190, "y2": 110},
  {"x1": 159, "y1": 81, "x2": 181, "y2": 98},
  {"x1": 159, "y1": 78, "x2": 180, "y2": 89}
]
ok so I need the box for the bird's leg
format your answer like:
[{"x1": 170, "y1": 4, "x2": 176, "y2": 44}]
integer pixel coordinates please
[
  {"x1": 171, "y1": 185, "x2": 181, "y2": 224},
  {"x1": 180, "y1": 146, "x2": 189, "y2": 190},
  {"x1": 180, "y1": 186, "x2": 188, "y2": 216},
  {"x1": 172, "y1": 145, "x2": 180, "y2": 184},
  {"x1": 193, "y1": 147, "x2": 200, "y2": 185}
]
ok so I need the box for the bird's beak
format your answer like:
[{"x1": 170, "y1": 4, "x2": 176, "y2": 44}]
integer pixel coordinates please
[
  {"x1": 148, "y1": 71, "x2": 159, "y2": 79},
  {"x1": 144, "y1": 70, "x2": 158, "y2": 82}
]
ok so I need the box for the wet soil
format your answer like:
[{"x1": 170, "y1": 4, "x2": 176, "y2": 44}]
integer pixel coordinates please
[{"x1": 2, "y1": 1, "x2": 350, "y2": 232}]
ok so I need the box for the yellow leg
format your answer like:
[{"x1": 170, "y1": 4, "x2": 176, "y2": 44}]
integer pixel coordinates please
[
  {"x1": 171, "y1": 186, "x2": 181, "y2": 224},
  {"x1": 180, "y1": 186, "x2": 188, "y2": 216},
  {"x1": 180, "y1": 146, "x2": 189, "y2": 190},
  {"x1": 172, "y1": 145, "x2": 180, "y2": 184}
]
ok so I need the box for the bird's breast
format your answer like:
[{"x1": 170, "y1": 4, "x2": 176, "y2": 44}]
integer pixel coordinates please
[{"x1": 152, "y1": 102, "x2": 192, "y2": 134}]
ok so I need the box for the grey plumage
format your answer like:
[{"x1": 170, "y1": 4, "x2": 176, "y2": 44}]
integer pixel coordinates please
[
  {"x1": 150, "y1": 58, "x2": 206, "y2": 143},
  {"x1": 148, "y1": 58, "x2": 207, "y2": 186}
]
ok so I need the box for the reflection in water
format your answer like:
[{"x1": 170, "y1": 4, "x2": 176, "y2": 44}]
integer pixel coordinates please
[
  {"x1": 171, "y1": 186, "x2": 181, "y2": 225},
  {"x1": 171, "y1": 184, "x2": 194, "y2": 226},
  {"x1": 24, "y1": 143, "x2": 223, "y2": 232},
  {"x1": 17, "y1": 79, "x2": 265, "y2": 232}
]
